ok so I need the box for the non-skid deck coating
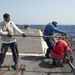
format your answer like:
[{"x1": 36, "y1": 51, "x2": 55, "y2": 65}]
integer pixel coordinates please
[
  {"x1": 0, "y1": 29, "x2": 74, "y2": 75},
  {"x1": 1, "y1": 55, "x2": 73, "y2": 75}
]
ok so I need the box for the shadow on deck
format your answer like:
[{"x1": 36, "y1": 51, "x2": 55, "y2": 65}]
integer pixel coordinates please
[{"x1": 20, "y1": 56, "x2": 73, "y2": 75}]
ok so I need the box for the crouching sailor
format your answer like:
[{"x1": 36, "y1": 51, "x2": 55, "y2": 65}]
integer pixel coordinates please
[
  {"x1": 0, "y1": 13, "x2": 26, "y2": 70},
  {"x1": 50, "y1": 39, "x2": 73, "y2": 67}
]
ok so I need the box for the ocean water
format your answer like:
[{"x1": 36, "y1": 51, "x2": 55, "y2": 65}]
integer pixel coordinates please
[{"x1": 30, "y1": 25, "x2": 75, "y2": 36}]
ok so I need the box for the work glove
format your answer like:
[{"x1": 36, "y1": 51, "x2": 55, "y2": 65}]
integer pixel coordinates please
[
  {"x1": 22, "y1": 33, "x2": 26, "y2": 37},
  {"x1": 62, "y1": 32, "x2": 66, "y2": 36},
  {"x1": 7, "y1": 33, "x2": 12, "y2": 38}
]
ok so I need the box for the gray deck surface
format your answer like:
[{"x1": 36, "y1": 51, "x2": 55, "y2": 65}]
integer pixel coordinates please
[{"x1": 0, "y1": 29, "x2": 74, "y2": 75}]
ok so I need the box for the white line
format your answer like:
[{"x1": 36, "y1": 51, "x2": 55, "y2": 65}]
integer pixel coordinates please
[
  {"x1": 6, "y1": 52, "x2": 45, "y2": 56},
  {"x1": 39, "y1": 30, "x2": 48, "y2": 54}
]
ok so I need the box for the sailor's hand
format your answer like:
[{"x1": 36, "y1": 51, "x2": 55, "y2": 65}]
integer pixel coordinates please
[
  {"x1": 7, "y1": 33, "x2": 12, "y2": 38},
  {"x1": 62, "y1": 32, "x2": 66, "y2": 36},
  {"x1": 22, "y1": 33, "x2": 26, "y2": 37}
]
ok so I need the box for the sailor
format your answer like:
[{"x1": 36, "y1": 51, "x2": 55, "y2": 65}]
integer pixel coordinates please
[
  {"x1": 0, "y1": 13, "x2": 26, "y2": 70},
  {"x1": 43, "y1": 21, "x2": 66, "y2": 58},
  {"x1": 50, "y1": 39, "x2": 73, "y2": 66}
]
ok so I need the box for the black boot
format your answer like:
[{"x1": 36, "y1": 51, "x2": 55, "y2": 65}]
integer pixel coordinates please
[
  {"x1": 45, "y1": 48, "x2": 50, "y2": 59},
  {"x1": 13, "y1": 63, "x2": 18, "y2": 70},
  {"x1": 52, "y1": 59, "x2": 56, "y2": 65},
  {"x1": 45, "y1": 53, "x2": 50, "y2": 59}
]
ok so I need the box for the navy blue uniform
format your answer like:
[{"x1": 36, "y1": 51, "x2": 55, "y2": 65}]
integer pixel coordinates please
[{"x1": 43, "y1": 23, "x2": 64, "y2": 58}]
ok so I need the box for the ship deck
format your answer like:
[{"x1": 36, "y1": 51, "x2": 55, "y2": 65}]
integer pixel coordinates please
[{"x1": 0, "y1": 29, "x2": 74, "y2": 75}]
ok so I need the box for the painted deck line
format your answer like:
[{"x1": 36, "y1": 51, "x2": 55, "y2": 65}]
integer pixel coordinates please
[
  {"x1": 6, "y1": 52, "x2": 45, "y2": 56},
  {"x1": 39, "y1": 30, "x2": 48, "y2": 54}
]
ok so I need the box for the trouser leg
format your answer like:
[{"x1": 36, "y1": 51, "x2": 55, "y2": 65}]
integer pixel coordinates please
[
  {"x1": 45, "y1": 38, "x2": 55, "y2": 58},
  {"x1": 48, "y1": 38, "x2": 56, "y2": 50},
  {"x1": 0, "y1": 43, "x2": 9, "y2": 64},
  {"x1": 10, "y1": 42, "x2": 19, "y2": 64}
]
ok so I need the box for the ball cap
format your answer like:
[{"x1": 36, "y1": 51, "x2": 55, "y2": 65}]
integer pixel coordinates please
[{"x1": 52, "y1": 21, "x2": 58, "y2": 24}]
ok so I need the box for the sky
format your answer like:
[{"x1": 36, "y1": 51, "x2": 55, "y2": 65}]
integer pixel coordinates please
[{"x1": 0, "y1": 0, "x2": 75, "y2": 25}]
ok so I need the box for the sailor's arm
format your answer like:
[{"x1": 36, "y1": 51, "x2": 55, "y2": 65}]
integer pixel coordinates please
[
  {"x1": 12, "y1": 22, "x2": 26, "y2": 37},
  {"x1": 12, "y1": 22, "x2": 23, "y2": 34},
  {"x1": 52, "y1": 25, "x2": 66, "y2": 34},
  {"x1": 0, "y1": 26, "x2": 8, "y2": 35},
  {"x1": 67, "y1": 47, "x2": 73, "y2": 56},
  {"x1": 67, "y1": 46, "x2": 73, "y2": 62}
]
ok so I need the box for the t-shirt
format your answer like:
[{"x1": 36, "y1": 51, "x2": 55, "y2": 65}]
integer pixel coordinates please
[{"x1": 52, "y1": 40, "x2": 72, "y2": 57}]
